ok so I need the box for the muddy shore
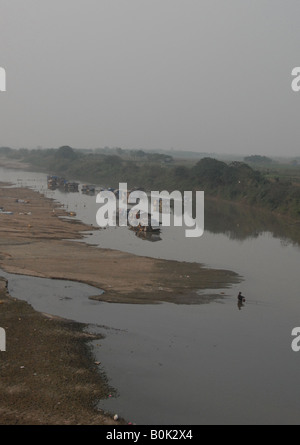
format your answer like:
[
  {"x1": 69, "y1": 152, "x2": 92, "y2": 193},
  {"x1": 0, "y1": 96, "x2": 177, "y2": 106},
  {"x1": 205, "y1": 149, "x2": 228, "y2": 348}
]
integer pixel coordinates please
[
  {"x1": 0, "y1": 184, "x2": 240, "y2": 304},
  {"x1": 0, "y1": 277, "x2": 124, "y2": 425},
  {"x1": 0, "y1": 181, "x2": 241, "y2": 424}
]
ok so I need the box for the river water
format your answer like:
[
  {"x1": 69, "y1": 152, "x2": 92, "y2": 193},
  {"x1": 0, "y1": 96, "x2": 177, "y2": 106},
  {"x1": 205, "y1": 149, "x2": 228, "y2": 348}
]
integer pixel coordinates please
[{"x1": 0, "y1": 166, "x2": 300, "y2": 425}]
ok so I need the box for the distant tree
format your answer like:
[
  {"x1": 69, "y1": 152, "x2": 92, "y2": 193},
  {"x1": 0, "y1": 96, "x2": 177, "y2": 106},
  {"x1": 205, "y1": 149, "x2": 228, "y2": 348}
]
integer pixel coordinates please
[
  {"x1": 192, "y1": 158, "x2": 228, "y2": 185},
  {"x1": 244, "y1": 155, "x2": 273, "y2": 164},
  {"x1": 56, "y1": 146, "x2": 76, "y2": 160},
  {"x1": 135, "y1": 150, "x2": 146, "y2": 158},
  {"x1": 174, "y1": 165, "x2": 188, "y2": 178},
  {"x1": 162, "y1": 156, "x2": 173, "y2": 163},
  {"x1": 0, "y1": 147, "x2": 12, "y2": 156},
  {"x1": 18, "y1": 148, "x2": 29, "y2": 157},
  {"x1": 104, "y1": 155, "x2": 122, "y2": 167}
]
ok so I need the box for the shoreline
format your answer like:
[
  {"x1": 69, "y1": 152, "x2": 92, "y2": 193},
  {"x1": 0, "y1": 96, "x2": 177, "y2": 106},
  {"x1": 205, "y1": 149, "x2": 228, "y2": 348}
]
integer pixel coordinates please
[
  {"x1": 0, "y1": 181, "x2": 241, "y2": 424},
  {"x1": 0, "y1": 277, "x2": 124, "y2": 425},
  {"x1": 0, "y1": 183, "x2": 241, "y2": 304},
  {"x1": 1, "y1": 156, "x2": 299, "y2": 227}
]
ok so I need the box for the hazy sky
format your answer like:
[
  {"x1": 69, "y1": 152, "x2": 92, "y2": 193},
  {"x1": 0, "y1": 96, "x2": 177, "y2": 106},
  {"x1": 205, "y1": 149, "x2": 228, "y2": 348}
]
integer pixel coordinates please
[{"x1": 1, "y1": 0, "x2": 300, "y2": 156}]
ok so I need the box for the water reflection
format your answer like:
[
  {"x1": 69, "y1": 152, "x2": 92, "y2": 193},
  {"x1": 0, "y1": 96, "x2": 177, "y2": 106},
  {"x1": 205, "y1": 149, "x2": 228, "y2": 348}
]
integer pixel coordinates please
[
  {"x1": 133, "y1": 230, "x2": 162, "y2": 242},
  {"x1": 237, "y1": 301, "x2": 245, "y2": 311},
  {"x1": 205, "y1": 199, "x2": 300, "y2": 247},
  {"x1": 1, "y1": 166, "x2": 299, "y2": 248}
]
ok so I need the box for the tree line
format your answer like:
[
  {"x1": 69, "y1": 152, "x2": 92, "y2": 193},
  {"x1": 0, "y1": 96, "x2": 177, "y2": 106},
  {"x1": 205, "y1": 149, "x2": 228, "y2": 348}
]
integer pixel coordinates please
[{"x1": 1, "y1": 146, "x2": 299, "y2": 219}]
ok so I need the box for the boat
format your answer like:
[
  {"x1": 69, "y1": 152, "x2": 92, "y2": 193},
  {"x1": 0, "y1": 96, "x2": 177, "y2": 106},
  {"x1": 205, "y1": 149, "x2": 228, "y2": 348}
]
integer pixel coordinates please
[
  {"x1": 81, "y1": 184, "x2": 96, "y2": 194},
  {"x1": 128, "y1": 211, "x2": 160, "y2": 233},
  {"x1": 47, "y1": 175, "x2": 79, "y2": 193},
  {"x1": 63, "y1": 181, "x2": 79, "y2": 192}
]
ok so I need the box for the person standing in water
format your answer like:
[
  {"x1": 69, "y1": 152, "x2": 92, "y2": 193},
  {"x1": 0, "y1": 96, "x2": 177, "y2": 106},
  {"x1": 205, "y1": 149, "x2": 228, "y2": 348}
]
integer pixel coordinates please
[
  {"x1": 237, "y1": 292, "x2": 246, "y2": 310},
  {"x1": 238, "y1": 292, "x2": 245, "y2": 303}
]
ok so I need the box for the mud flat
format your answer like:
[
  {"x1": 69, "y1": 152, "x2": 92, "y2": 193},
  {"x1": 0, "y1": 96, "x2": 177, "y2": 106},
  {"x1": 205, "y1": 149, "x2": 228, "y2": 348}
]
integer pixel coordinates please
[
  {"x1": 0, "y1": 184, "x2": 241, "y2": 304},
  {"x1": 0, "y1": 158, "x2": 30, "y2": 170},
  {"x1": 0, "y1": 277, "x2": 124, "y2": 425}
]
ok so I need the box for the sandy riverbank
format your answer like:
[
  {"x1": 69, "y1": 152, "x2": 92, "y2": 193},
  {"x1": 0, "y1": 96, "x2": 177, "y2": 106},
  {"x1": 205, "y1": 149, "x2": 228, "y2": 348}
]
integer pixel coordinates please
[
  {"x1": 0, "y1": 158, "x2": 31, "y2": 170},
  {"x1": 0, "y1": 182, "x2": 241, "y2": 424},
  {"x1": 0, "y1": 183, "x2": 241, "y2": 304}
]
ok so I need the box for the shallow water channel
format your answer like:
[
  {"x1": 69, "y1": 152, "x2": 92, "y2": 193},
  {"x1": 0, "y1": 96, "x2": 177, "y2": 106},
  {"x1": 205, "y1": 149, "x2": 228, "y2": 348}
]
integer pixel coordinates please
[{"x1": 1, "y1": 166, "x2": 300, "y2": 425}]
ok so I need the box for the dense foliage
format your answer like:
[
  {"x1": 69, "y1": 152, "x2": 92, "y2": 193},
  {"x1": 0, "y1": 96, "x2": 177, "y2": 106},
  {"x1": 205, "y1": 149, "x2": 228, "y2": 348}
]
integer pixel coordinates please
[{"x1": 1, "y1": 146, "x2": 300, "y2": 219}]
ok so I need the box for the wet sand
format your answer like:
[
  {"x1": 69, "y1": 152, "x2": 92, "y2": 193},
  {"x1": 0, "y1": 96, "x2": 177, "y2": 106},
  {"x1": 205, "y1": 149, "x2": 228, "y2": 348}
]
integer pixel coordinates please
[
  {"x1": 0, "y1": 184, "x2": 241, "y2": 304},
  {"x1": 0, "y1": 182, "x2": 241, "y2": 424},
  {"x1": 0, "y1": 277, "x2": 124, "y2": 425}
]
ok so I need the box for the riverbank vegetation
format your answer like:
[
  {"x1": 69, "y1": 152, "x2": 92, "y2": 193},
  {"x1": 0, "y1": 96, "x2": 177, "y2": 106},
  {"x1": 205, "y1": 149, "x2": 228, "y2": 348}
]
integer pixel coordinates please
[{"x1": 1, "y1": 146, "x2": 300, "y2": 219}]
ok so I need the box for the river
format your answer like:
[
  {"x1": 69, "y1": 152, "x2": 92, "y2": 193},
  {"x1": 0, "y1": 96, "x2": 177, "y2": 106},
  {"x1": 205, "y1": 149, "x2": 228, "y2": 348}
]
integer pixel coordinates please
[{"x1": 0, "y1": 166, "x2": 300, "y2": 425}]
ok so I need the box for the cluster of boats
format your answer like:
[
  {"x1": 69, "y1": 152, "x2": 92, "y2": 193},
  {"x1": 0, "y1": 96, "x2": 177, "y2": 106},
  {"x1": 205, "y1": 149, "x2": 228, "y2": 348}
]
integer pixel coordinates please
[
  {"x1": 47, "y1": 176, "x2": 162, "y2": 239},
  {"x1": 47, "y1": 176, "x2": 79, "y2": 192},
  {"x1": 47, "y1": 176, "x2": 97, "y2": 195},
  {"x1": 81, "y1": 184, "x2": 96, "y2": 194},
  {"x1": 115, "y1": 208, "x2": 161, "y2": 234}
]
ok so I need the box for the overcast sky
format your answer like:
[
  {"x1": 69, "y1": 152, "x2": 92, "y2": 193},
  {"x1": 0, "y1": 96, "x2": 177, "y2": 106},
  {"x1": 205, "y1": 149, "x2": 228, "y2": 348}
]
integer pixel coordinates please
[{"x1": 0, "y1": 0, "x2": 300, "y2": 156}]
